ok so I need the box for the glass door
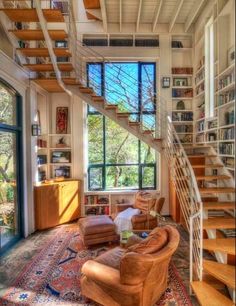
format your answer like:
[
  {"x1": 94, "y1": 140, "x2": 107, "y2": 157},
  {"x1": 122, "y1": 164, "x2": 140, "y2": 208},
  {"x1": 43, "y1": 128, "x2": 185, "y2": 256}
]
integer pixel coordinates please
[{"x1": 0, "y1": 80, "x2": 22, "y2": 252}]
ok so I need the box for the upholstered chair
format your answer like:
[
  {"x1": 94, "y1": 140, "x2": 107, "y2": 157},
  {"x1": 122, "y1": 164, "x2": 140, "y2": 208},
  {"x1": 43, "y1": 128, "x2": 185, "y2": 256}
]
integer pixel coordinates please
[
  {"x1": 81, "y1": 225, "x2": 180, "y2": 306},
  {"x1": 115, "y1": 192, "x2": 165, "y2": 230}
]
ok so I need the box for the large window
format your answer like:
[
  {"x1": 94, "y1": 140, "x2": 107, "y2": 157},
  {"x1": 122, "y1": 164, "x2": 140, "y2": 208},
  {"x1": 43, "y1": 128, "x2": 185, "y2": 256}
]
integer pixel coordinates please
[
  {"x1": 0, "y1": 80, "x2": 23, "y2": 253},
  {"x1": 87, "y1": 62, "x2": 157, "y2": 191}
]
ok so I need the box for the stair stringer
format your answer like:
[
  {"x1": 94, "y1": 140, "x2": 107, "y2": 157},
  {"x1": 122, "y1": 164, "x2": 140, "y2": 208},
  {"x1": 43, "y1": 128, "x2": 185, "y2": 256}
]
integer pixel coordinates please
[{"x1": 67, "y1": 85, "x2": 163, "y2": 153}]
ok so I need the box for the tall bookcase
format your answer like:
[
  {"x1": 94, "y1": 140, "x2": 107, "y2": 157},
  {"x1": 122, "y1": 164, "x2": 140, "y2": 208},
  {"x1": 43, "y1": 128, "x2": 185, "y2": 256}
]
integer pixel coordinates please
[
  {"x1": 171, "y1": 34, "x2": 194, "y2": 145},
  {"x1": 36, "y1": 93, "x2": 74, "y2": 181},
  {"x1": 193, "y1": 0, "x2": 235, "y2": 175}
]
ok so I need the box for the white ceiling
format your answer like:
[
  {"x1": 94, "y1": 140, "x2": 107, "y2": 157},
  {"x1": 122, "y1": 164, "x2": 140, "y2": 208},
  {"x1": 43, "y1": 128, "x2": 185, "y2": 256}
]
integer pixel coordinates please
[
  {"x1": 106, "y1": 0, "x2": 205, "y2": 23},
  {"x1": 77, "y1": 0, "x2": 209, "y2": 33}
]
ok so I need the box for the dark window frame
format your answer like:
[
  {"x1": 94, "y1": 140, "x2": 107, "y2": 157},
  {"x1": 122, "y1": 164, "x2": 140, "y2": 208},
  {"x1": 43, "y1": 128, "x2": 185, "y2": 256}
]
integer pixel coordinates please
[
  {"x1": 87, "y1": 62, "x2": 157, "y2": 191},
  {"x1": 0, "y1": 78, "x2": 24, "y2": 255}
]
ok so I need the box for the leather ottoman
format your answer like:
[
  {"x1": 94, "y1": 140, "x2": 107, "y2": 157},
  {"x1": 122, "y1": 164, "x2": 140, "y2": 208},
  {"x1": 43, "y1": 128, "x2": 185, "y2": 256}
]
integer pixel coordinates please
[{"x1": 78, "y1": 215, "x2": 118, "y2": 246}]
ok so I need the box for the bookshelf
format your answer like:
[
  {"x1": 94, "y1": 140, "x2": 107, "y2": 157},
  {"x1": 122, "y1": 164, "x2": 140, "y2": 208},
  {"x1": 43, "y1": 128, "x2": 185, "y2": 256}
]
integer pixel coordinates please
[
  {"x1": 193, "y1": 0, "x2": 235, "y2": 175},
  {"x1": 82, "y1": 191, "x2": 137, "y2": 217},
  {"x1": 36, "y1": 93, "x2": 74, "y2": 182},
  {"x1": 171, "y1": 34, "x2": 194, "y2": 146}
]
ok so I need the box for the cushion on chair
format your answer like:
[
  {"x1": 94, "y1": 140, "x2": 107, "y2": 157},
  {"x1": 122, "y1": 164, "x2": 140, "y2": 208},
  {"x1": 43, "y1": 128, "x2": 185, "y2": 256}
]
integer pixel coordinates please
[
  {"x1": 127, "y1": 227, "x2": 168, "y2": 254},
  {"x1": 95, "y1": 247, "x2": 126, "y2": 270}
]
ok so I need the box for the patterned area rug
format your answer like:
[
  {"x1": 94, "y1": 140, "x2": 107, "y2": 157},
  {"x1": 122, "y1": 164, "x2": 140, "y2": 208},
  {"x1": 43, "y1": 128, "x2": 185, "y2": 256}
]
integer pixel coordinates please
[{"x1": 0, "y1": 226, "x2": 192, "y2": 306}]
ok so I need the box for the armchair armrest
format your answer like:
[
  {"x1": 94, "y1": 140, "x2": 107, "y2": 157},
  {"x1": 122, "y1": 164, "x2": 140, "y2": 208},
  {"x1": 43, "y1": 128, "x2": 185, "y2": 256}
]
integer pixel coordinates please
[
  {"x1": 116, "y1": 204, "x2": 134, "y2": 213},
  {"x1": 82, "y1": 260, "x2": 142, "y2": 294}
]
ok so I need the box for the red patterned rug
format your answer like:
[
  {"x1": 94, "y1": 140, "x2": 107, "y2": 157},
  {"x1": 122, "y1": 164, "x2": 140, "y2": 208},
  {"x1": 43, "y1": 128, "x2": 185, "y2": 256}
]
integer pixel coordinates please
[{"x1": 0, "y1": 226, "x2": 192, "y2": 306}]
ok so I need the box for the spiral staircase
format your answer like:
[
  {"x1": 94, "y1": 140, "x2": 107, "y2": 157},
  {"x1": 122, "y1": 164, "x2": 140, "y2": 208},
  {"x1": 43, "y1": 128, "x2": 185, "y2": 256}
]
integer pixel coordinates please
[{"x1": 0, "y1": 1, "x2": 235, "y2": 305}]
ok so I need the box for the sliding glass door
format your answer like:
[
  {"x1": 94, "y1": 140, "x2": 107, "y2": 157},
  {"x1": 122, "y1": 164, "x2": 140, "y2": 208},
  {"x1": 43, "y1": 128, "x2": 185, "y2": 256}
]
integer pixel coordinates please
[{"x1": 0, "y1": 80, "x2": 23, "y2": 253}]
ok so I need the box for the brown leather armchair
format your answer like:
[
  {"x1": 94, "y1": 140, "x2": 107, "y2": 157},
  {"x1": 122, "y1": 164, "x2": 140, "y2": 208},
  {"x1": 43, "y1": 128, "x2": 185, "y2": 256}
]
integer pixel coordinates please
[
  {"x1": 115, "y1": 192, "x2": 165, "y2": 230},
  {"x1": 81, "y1": 225, "x2": 180, "y2": 306}
]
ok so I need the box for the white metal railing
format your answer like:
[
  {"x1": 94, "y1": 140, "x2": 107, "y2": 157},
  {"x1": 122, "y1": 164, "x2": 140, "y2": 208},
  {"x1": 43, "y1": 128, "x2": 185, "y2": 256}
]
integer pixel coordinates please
[{"x1": 164, "y1": 116, "x2": 203, "y2": 284}]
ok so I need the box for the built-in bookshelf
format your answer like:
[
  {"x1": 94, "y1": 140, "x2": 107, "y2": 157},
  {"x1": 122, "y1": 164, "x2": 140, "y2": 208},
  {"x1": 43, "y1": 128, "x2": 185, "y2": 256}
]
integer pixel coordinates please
[
  {"x1": 82, "y1": 192, "x2": 137, "y2": 217},
  {"x1": 171, "y1": 35, "x2": 194, "y2": 146},
  {"x1": 36, "y1": 93, "x2": 73, "y2": 182},
  {"x1": 193, "y1": 0, "x2": 235, "y2": 174}
]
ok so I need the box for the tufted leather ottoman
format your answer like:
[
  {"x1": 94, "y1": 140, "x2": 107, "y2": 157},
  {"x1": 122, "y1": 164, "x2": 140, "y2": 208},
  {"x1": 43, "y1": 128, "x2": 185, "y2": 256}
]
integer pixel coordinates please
[{"x1": 78, "y1": 215, "x2": 119, "y2": 246}]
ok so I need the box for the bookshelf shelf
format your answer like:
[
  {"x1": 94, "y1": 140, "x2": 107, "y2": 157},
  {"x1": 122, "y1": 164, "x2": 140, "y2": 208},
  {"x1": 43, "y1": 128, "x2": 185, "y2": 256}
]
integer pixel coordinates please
[{"x1": 215, "y1": 82, "x2": 235, "y2": 94}]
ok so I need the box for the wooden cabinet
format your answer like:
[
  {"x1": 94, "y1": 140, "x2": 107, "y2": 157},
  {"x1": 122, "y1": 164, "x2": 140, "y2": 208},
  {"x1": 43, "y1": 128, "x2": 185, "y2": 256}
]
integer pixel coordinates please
[{"x1": 34, "y1": 180, "x2": 81, "y2": 230}]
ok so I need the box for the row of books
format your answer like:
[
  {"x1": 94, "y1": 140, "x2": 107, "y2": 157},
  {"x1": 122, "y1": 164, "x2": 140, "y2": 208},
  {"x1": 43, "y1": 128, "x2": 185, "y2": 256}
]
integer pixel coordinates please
[
  {"x1": 195, "y1": 69, "x2": 204, "y2": 85},
  {"x1": 172, "y1": 112, "x2": 193, "y2": 121},
  {"x1": 195, "y1": 83, "x2": 205, "y2": 95},
  {"x1": 84, "y1": 195, "x2": 109, "y2": 205},
  {"x1": 172, "y1": 67, "x2": 193, "y2": 74},
  {"x1": 219, "y1": 143, "x2": 235, "y2": 155},
  {"x1": 37, "y1": 139, "x2": 47, "y2": 148},
  {"x1": 219, "y1": 127, "x2": 234, "y2": 140},
  {"x1": 221, "y1": 157, "x2": 235, "y2": 169},
  {"x1": 217, "y1": 72, "x2": 235, "y2": 90},
  {"x1": 85, "y1": 207, "x2": 110, "y2": 216},
  {"x1": 172, "y1": 89, "x2": 193, "y2": 98},
  {"x1": 175, "y1": 125, "x2": 193, "y2": 133},
  {"x1": 224, "y1": 110, "x2": 235, "y2": 125},
  {"x1": 197, "y1": 121, "x2": 205, "y2": 132},
  {"x1": 216, "y1": 90, "x2": 235, "y2": 107}
]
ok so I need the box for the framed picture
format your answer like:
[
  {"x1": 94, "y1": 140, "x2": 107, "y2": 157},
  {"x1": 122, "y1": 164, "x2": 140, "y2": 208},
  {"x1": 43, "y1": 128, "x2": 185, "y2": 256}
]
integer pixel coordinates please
[
  {"x1": 173, "y1": 77, "x2": 188, "y2": 86},
  {"x1": 228, "y1": 46, "x2": 235, "y2": 66},
  {"x1": 162, "y1": 77, "x2": 170, "y2": 88},
  {"x1": 54, "y1": 166, "x2": 70, "y2": 178},
  {"x1": 56, "y1": 107, "x2": 68, "y2": 134},
  {"x1": 51, "y1": 151, "x2": 71, "y2": 163}
]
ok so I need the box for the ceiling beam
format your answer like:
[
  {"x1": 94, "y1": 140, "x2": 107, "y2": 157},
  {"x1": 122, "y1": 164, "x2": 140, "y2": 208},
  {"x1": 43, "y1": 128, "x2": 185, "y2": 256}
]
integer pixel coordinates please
[
  {"x1": 136, "y1": 0, "x2": 142, "y2": 32},
  {"x1": 169, "y1": 0, "x2": 184, "y2": 33},
  {"x1": 99, "y1": 0, "x2": 108, "y2": 32},
  {"x1": 119, "y1": 0, "x2": 122, "y2": 32},
  {"x1": 184, "y1": 0, "x2": 205, "y2": 32},
  {"x1": 152, "y1": 0, "x2": 163, "y2": 32}
]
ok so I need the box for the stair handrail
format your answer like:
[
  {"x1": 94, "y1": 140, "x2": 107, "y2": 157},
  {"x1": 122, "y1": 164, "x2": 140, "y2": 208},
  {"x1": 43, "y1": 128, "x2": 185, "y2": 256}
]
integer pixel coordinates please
[{"x1": 164, "y1": 116, "x2": 203, "y2": 284}]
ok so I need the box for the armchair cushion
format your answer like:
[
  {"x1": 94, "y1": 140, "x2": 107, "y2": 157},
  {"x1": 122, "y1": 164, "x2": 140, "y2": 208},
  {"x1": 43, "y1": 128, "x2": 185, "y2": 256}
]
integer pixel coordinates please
[
  {"x1": 127, "y1": 227, "x2": 168, "y2": 254},
  {"x1": 95, "y1": 247, "x2": 125, "y2": 270}
]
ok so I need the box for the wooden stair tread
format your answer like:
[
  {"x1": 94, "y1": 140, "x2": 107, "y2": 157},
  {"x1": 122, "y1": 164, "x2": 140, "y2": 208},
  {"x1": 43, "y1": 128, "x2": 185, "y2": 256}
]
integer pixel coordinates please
[
  {"x1": 117, "y1": 113, "x2": 130, "y2": 117},
  {"x1": 24, "y1": 63, "x2": 73, "y2": 72},
  {"x1": 192, "y1": 164, "x2": 223, "y2": 168},
  {"x1": 32, "y1": 79, "x2": 63, "y2": 92},
  {"x1": 191, "y1": 281, "x2": 233, "y2": 306},
  {"x1": 203, "y1": 238, "x2": 236, "y2": 255},
  {"x1": 203, "y1": 202, "x2": 235, "y2": 210},
  {"x1": 17, "y1": 48, "x2": 71, "y2": 57},
  {"x1": 199, "y1": 187, "x2": 235, "y2": 194},
  {"x1": 0, "y1": 9, "x2": 64, "y2": 22},
  {"x1": 196, "y1": 175, "x2": 231, "y2": 181},
  {"x1": 9, "y1": 29, "x2": 68, "y2": 40},
  {"x1": 203, "y1": 218, "x2": 236, "y2": 229},
  {"x1": 203, "y1": 259, "x2": 235, "y2": 288},
  {"x1": 32, "y1": 78, "x2": 79, "y2": 92}
]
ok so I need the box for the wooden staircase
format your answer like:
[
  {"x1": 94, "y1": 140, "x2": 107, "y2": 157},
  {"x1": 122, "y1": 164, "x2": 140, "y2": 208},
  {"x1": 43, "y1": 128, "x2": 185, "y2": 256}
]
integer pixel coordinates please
[
  {"x1": 185, "y1": 146, "x2": 235, "y2": 306},
  {"x1": 0, "y1": 3, "x2": 162, "y2": 152}
]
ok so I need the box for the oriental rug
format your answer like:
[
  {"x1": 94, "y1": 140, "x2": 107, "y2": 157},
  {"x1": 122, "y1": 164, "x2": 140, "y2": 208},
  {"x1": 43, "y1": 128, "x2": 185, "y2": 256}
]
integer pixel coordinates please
[{"x1": 0, "y1": 226, "x2": 192, "y2": 306}]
